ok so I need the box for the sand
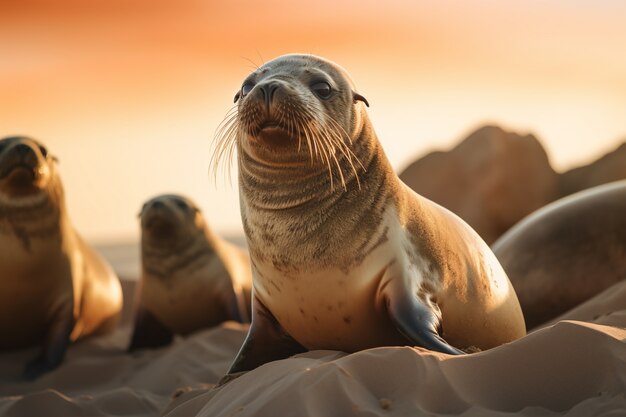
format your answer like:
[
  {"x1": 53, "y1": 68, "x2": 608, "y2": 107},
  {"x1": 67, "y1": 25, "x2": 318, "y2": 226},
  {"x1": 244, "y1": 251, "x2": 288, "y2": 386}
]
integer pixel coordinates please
[{"x1": 1, "y1": 277, "x2": 625, "y2": 417}]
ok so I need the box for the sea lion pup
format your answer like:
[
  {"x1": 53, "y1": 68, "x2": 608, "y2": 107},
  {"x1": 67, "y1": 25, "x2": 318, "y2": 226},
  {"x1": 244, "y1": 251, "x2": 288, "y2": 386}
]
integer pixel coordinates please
[
  {"x1": 493, "y1": 180, "x2": 626, "y2": 330},
  {"x1": 128, "y1": 194, "x2": 252, "y2": 351},
  {"x1": 0, "y1": 136, "x2": 122, "y2": 378},
  {"x1": 212, "y1": 54, "x2": 525, "y2": 377}
]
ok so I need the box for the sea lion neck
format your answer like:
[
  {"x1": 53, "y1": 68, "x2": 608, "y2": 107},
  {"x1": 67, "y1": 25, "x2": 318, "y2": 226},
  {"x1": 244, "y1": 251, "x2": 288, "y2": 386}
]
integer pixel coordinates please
[
  {"x1": 141, "y1": 227, "x2": 218, "y2": 280},
  {"x1": 0, "y1": 176, "x2": 65, "y2": 248},
  {"x1": 238, "y1": 113, "x2": 379, "y2": 212},
  {"x1": 240, "y1": 118, "x2": 401, "y2": 270}
]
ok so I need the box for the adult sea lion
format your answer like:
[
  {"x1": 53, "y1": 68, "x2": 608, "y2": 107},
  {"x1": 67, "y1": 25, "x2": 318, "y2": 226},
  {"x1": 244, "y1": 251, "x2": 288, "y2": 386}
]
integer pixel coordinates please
[
  {"x1": 493, "y1": 180, "x2": 626, "y2": 330},
  {"x1": 212, "y1": 54, "x2": 525, "y2": 377},
  {"x1": 129, "y1": 194, "x2": 252, "y2": 351},
  {"x1": 0, "y1": 136, "x2": 122, "y2": 378}
]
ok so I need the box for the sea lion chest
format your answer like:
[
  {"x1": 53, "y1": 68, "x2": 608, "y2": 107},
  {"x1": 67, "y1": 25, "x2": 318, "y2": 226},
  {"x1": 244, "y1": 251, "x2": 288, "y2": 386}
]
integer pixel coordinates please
[
  {"x1": 251, "y1": 208, "x2": 414, "y2": 352},
  {"x1": 0, "y1": 235, "x2": 72, "y2": 348},
  {"x1": 141, "y1": 255, "x2": 236, "y2": 334}
]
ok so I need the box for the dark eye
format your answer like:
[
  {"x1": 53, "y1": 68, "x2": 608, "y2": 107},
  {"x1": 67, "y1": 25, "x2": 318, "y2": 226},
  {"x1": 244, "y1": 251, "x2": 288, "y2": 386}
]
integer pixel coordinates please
[
  {"x1": 242, "y1": 82, "x2": 254, "y2": 97},
  {"x1": 311, "y1": 82, "x2": 332, "y2": 99},
  {"x1": 38, "y1": 145, "x2": 48, "y2": 157},
  {"x1": 175, "y1": 200, "x2": 188, "y2": 210},
  {"x1": 235, "y1": 82, "x2": 255, "y2": 103}
]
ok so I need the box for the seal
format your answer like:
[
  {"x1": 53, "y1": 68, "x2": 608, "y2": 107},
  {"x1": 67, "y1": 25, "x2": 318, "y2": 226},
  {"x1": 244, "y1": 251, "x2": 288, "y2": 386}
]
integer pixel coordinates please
[
  {"x1": 212, "y1": 54, "x2": 526, "y2": 376},
  {"x1": 0, "y1": 136, "x2": 123, "y2": 378},
  {"x1": 128, "y1": 194, "x2": 252, "y2": 351},
  {"x1": 492, "y1": 180, "x2": 626, "y2": 330}
]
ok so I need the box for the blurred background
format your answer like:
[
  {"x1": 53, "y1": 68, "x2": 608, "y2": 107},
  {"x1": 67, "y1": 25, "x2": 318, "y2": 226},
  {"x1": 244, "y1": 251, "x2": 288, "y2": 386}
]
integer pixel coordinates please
[{"x1": 2, "y1": 0, "x2": 625, "y2": 248}]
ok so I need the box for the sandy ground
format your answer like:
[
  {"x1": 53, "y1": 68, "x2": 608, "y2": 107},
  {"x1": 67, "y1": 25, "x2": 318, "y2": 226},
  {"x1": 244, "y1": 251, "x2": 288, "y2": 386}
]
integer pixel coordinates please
[{"x1": 0, "y1": 276, "x2": 625, "y2": 416}]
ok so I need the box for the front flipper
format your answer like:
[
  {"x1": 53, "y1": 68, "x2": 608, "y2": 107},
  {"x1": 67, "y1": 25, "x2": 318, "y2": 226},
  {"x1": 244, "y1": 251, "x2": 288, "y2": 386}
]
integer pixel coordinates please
[
  {"x1": 380, "y1": 269, "x2": 464, "y2": 355},
  {"x1": 128, "y1": 307, "x2": 174, "y2": 351},
  {"x1": 226, "y1": 295, "x2": 306, "y2": 375},
  {"x1": 23, "y1": 302, "x2": 75, "y2": 380}
]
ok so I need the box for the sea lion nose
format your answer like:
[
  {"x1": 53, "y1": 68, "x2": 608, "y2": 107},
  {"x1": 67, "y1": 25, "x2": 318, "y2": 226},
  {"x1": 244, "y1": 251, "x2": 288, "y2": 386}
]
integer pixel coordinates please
[{"x1": 259, "y1": 81, "x2": 280, "y2": 108}]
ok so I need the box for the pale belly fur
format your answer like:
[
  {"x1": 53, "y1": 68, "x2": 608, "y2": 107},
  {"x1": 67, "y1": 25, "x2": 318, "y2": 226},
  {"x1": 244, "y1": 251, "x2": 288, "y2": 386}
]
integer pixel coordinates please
[
  {"x1": 252, "y1": 209, "x2": 413, "y2": 352},
  {"x1": 251, "y1": 200, "x2": 523, "y2": 352},
  {"x1": 142, "y1": 256, "x2": 236, "y2": 335},
  {"x1": 0, "y1": 239, "x2": 71, "y2": 348}
]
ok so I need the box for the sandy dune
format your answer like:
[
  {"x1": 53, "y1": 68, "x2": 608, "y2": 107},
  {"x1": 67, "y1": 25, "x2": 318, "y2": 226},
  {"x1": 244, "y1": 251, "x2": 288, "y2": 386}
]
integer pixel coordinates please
[{"x1": 0, "y1": 278, "x2": 624, "y2": 416}]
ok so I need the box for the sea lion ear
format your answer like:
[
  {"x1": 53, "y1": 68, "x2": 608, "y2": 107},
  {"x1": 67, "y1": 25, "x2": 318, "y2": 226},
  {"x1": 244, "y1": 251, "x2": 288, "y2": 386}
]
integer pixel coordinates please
[
  {"x1": 353, "y1": 92, "x2": 369, "y2": 107},
  {"x1": 234, "y1": 91, "x2": 241, "y2": 103}
]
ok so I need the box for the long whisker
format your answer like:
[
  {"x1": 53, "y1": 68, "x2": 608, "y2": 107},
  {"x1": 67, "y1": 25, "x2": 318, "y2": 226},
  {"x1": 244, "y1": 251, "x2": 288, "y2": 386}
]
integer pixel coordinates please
[
  {"x1": 325, "y1": 116, "x2": 365, "y2": 170},
  {"x1": 294, "y1": 108, "x2": 314, "y2": 164},
  {"x1": 240, "y1": 56, "x2": 260, "y2": 71},
  {"x1": 215, "y1": 117, "x2": 238, "y2": 170},
  {"x1": 210, "y1": 106, "x2": 240, "y2": 183},
  {"x1": 283, "y1": 103, "x2": 297, "y2": 150},
  {"x1": 224, "y1": 131, "x2": 239, "y2": 182},
  {"x1": 309, "y1": 115, "x2": 321, "y2": 160},
  {"x1": 320, "y1": 127, "x2": 346, "y2": 190},
  {"x1": 326, "y1": 124, "x2": 360, "y2": 170},
  {"x1": 211, "y1": 127, "x2": 234, "y2": 178},
  {"x1": 303, "y1": 110, "x2": 350, "y2": 190},
  {"x1": 324, "y1": 116, "x2": 365, "y2": 189},
  {"x1": 312, "y1": 121, "x2": 336, "y2": 191},
  {"x1": 295, "y1": 107, "x2": 302, "y2": 153}
]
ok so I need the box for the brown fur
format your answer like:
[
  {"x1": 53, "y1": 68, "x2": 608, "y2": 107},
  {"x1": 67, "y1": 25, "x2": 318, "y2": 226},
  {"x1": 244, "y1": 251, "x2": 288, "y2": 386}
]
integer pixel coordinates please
[
  {"x1": 493, "y1": 181, "x2": 626, "y2": 330},
  {"x1": 216, "y1": 55, "x2": 525, "y2": 377},
  {"x1": 129, "y1": 194, "x2": 252, "y2": 350},
  {"x1": 0, "y1": 136, "x2": 122, "y2": 378}
]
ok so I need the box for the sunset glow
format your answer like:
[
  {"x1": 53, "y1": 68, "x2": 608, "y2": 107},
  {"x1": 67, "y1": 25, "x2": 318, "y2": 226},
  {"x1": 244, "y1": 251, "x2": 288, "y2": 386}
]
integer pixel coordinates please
[{"x1": 2, "y1": 0, "x2": 625, "y2": 242}]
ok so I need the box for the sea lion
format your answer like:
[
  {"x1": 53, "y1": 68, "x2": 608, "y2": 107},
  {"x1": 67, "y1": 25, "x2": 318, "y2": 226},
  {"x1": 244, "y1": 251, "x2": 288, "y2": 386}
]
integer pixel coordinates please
[
  {"x1": 212, "y1": 54, "x2": 525, "y2": 376},
  {"x1": 128, "y1": 194, "x2": 252, "y2": 351},
  {"x1": 399, "y1": 125, "x2": 558, "y2": 244},
  {"x1": 492, "y1": 180, "x2": 626, "y2": 330},
  {"x1": 0, "y1": 136, "x2": 122, "y2": 378}
]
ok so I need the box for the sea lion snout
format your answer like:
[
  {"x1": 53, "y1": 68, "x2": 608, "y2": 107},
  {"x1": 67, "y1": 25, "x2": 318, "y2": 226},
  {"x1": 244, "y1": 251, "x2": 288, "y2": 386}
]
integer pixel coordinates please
[
  {"x1": 245, "y1": 78, "x2": 295, "y2": 122},
  {"x1": 258, "y1": 80, "x2": 280, "y2": 109},
  {"x1": 0, "y1": 142, "x2": 40, "y2": 177},
  {"x1": 239, "y1": 77, "x2": 319, "y2": 149},
  {"x1": 141, "y1": 201, "x2": 177, "y2": 231},
  {"x1": 142, "y1": 196, "x2": 191, "y2": 217},
  {"x1": 140, "y1": 195, "x2": 198, "y2": 239},
  {"x1": 0, "y1": 137, "x2": 52, "y2": 194},
  {"x1": 150, "y1": 200, "x2": 165, "y2": 209}
]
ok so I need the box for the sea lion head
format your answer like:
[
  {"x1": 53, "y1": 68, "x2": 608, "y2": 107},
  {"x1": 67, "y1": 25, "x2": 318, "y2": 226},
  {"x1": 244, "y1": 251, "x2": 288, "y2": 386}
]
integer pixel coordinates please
[
  {"x1": 139, "y1": 194, "x2": 204, "y2": 243},
  {"x1": 213, "y1": 54, "x2": 370, "y2": 190},
  {"x1": 0, "y1": 136, "x2": 63, "y2": 245},
  {"x1": 0, "y1": 136, "x2": 59, "y2": 199}
]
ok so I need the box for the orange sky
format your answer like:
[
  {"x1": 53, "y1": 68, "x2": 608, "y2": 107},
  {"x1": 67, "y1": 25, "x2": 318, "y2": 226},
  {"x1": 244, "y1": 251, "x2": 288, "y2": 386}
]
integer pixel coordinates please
[{"x1": 1, "y1": 0, "x2": 625, "y2": 243}]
